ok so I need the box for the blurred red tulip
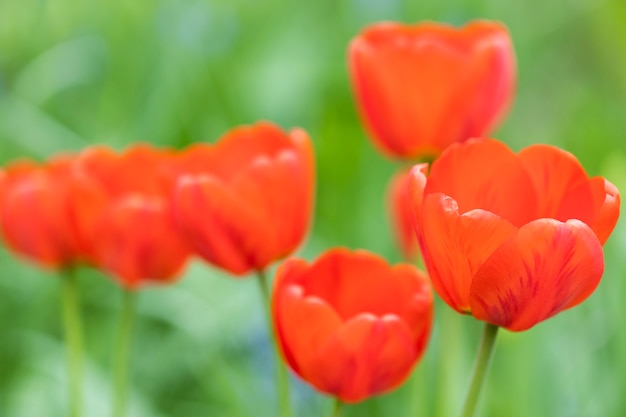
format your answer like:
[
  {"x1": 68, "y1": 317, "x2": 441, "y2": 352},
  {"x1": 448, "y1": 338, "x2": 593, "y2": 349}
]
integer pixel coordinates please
[
  {"x1": 173, "y1": 122, "x2": 315, "y2": 276},
  {"x1": 0, "y1": 156, "x2": 105, "y2": 268},
  {"x1": 408, "y1": 138, "x2": 620, "y2": 331},
  {"x1": 273, "y1": 248, "x2": 433, "y2": 403},
  {"x1": 388, "y1": 168, "x2": 420, "y2": 261},
  {"x1": 74, "y1": 144, "x2": 190, "y2": 288},
  {"x1": 349, "y1": 20, "x2": 515, "y2": 159}
]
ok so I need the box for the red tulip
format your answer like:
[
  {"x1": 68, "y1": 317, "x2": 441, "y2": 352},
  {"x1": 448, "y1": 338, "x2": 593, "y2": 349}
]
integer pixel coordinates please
[
  {"x1": 349, "y1": 20, "x2": 515, "y2": 159},
  {"x1": 388, "y1": 168, "x2": 420, "y2": 261},
  {"x1": 172, "y1": 122, "x2": 315, "y2": 276},
  {"x1": 272, "y1": 248, "x2": 433, "y2": 403},
  {"x1": 74, "y1": 145, "x2": 190, "y2": 288},
  {"x1": 408, "y1": 138, "x2": 620, "y2": 331},
  {"x1": 0, "y1": 156, "x2": 105, "y2": 268}
]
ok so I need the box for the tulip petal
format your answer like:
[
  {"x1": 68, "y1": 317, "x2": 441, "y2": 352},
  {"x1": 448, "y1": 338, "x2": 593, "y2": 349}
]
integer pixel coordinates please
[
  {"x1": 226, "y1": 151, "x2": 308, "y2": 268},
  {"x1": 350, "y1": 24, "x2": 473, "y2": 157},
  {"x1": 298, "y1": 249, "x2": 426, "y2": 322},
  {"x1": 470, "y1": 219, "x2": 604, "y2": 331},
  {"x1": 369, "y1": 315, "x2": 420, "y2": 394},
  {"x1": 289, "y1": 128, "x2": 316, "y2": 247},
  {"x1": 173, "y1": 175, "x2": 268, "y2": 275},
  {"x1": 421, "y1": 193, "x2": 517, "y2": 313},
  {"x1": 0, "y1": 176, "x2": 75, "y2": 267},
  {"x1": 425, "y1": 138, "x2": 538, "y2": 226},
  {"x1": 459, "y1": 22, "x2": 516, "y2": 139},
  {"x1": 305, "y1": 313, "x2": 416, "y2": 403},
  {"x1": 76, "y1": 144, "x2": 175, "y2": 197},
  {"x1": 407, "y1": 163, "x2": 429, "y2": 254},
  {"x1": 95, "y1": 197, "x2": 189, "y2": 288},
  {"x1": 388, "y1": 169, "x2": 420, "y2": 261},
  {"x1": 209, "y1": 122, "x2": 296, "y2": 180},
  {"x1": 518, "y1": 144, "x2": 595, "y2": 223},
  {"x1": 302, "y1": 313, "x2": 379, "y2": 402},
  {"x1": 274, "y1": 283, "x2": 342, "y2": 377},
  {"x1": 407, "y1": 163, "x2": 429, "y2": 220},
  {"x1": 399, "y1": 278, "x2": 434, "y2": 349},
  {"x1": 589, "y1": 177, "x2": 620, "y2": 245}
]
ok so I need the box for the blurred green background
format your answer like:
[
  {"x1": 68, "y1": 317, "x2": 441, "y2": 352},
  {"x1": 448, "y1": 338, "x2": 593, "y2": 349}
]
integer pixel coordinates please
[{"x1": 1, "y1": 0, "x2": 626, "y2": 416}]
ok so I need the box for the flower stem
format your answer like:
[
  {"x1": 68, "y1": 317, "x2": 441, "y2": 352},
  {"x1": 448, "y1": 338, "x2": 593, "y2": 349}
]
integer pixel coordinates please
[
  {"x1": 436, "y1": 305, "x2": 462, "y2": 417},
  {"x1": 257, "y1": 270, "x2": 292, "y2": 417},
  {"x1": 460, "y1": 323, "x2": 499, "y2": 417},
  {"x1": 409, "y1": 359, "x2": 428, "y2": 417},
  {"x1": 61, "y1": 267, "x2": 84, "y2": 417},
  {"x1": 331, "y1": 398, "x2": 343, "y2": 417},
  {"x1": 111, "y1": 289, "x2": 137, "y2": 417}
]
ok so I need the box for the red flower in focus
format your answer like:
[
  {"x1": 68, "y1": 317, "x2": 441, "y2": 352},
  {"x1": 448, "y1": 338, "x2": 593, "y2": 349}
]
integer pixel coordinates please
[
  {"x1": 349, "y1": 20, "x2": 515, "y2": 159},
  {"x1": 172, "y1": 122, "x2": 315, "y2": 276},
  {"x1": 0, "y1": 156, "x2": 105, "y2": 268},
  {"x1": 409, "y1": 138, "x2": 620, "y2": 331},
  {"x1": 75, "y1": 144, "x2": 190, "y2": 288},
  {"x1": 388, "y1": 168, "x2": 420, "y2": 261},
  {"x1": 273, "y1": 248, "x2": 433, "y2": 403}
]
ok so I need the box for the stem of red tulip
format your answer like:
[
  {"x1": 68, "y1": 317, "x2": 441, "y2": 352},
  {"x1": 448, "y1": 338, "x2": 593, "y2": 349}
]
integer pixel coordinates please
[
  {"x1": 61, "y1": 267, "x2": 84, "y2": 417},
  {"x1": 331, "y1": 399, "x2": 343, "y2": 417},
  {"x1": 460, "y1": 323, "x2": 499, "y2": 417},
  {"x1": 257, "y1": 270, "x2": 293, "y2": 417},
  {"x1": 436, "y1": 305, "x2": 462, "y2": 417},
  {"x1": 410, "y1": 255, "x2": 429, "y2": 417},
  {"x1": 112, "y1": 289, "x2": 137, "y2": 417}
]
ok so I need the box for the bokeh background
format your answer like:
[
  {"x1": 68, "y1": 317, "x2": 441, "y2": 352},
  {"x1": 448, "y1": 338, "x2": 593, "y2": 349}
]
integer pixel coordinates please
[{"x1": 1, "y1": 0, "x2": 626, "y2": 416}]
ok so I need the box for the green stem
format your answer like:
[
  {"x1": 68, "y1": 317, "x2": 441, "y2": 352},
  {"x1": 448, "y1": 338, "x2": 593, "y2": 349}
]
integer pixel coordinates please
[
  {"x1": 111, "y1": 289, "x2": 137, "y2": 417},
  {"x1": 331, "y1": 398, "x2": 343, "y2": 417},
  {"x1": 409, "y1": 360, "x2": 428, "y2": 417},
  {"x1": 257, "y1": 270, "x2": 292, "y2": 417},
  {"x1": 436, "y1": 305, "x2": 462, "y2": 417},
  {"x1": 61, "y1": 267, "x2": 84, "y2": 417},
  {"x1": 403, "y1": 250, "x2": 429, "y2": 417},
  {"x1": 460, "y1": 323, "x2": 499, "y2": 417}
]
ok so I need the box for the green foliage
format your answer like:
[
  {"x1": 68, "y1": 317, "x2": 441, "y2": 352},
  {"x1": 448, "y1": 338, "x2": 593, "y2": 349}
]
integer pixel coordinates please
[{"x1": 1, "y1": 0, "x2": 625, "y2": 416}]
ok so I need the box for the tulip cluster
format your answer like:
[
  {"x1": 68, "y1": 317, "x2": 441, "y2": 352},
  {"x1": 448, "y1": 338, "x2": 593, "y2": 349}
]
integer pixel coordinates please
[
  {"x1": 0, "y1": 122, "x2": 318, "y2": 417},
  {"x1": 347, "y1": 17, "x2": 620, "y2": 417},
  {"x1": 0, "y1": 13, "x2": 620, "y2": 417},
  {"x1": 0, "y1": 122, "x2": 315, "y2": 287}
]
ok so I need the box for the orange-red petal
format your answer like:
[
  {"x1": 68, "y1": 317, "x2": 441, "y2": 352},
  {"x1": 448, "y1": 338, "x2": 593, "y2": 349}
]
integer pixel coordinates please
[
  {"x1": 425, "y1": 138, "x2": 538, "y2": 226},
  {"x1": 274, "y1": 282, "x2": 342, "y2": 376},
  {"x1": 589, "y1": 177, "x2": 620, "y2": 245},
  {"x1": 518, "y1": 144, "x2": 595, "y2": 223},
  {"x1": 388, "y1": 169, "x2": 420, "y2": 261},
  {"x1": 173, "y1": 174, "x2": 267, "y2": 275},
  {"x1": 470, "y1": 219, "x2": 604, "y2": 331},
  {"x1": 421, "y1": 193, "x2": 517, "y2": 313},
  {"x1": 304, "y1": 313, "x2": 416, "y2": 403},
  {"x1": 94, "y1": 196, "x2": 189, "y2": 288},
  {"x1": 296, "y1": 249, "x2": 426, "y2": 322},
  {"x1": 0, "y1": 174, "x2": 76, "y2": 267},
  {"x1": 75, "y1": 144, "x2": 176, "y2": 197}
]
